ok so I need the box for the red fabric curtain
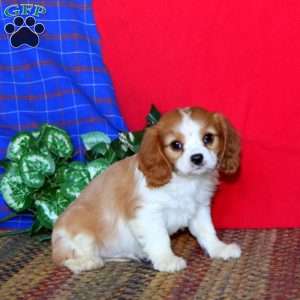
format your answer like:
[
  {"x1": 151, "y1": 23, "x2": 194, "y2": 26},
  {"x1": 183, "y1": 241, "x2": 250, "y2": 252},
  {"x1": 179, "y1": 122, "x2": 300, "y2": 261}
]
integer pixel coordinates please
[{"x1": 94, "y1": 0, "x2": 300, "y2": 228}]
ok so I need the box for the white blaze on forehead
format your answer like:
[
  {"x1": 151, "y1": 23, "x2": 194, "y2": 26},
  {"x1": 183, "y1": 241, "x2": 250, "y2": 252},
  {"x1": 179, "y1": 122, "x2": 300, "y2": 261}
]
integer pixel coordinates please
[{"x1": 177, "y1": 110, "x2": 203, "y2": 143}]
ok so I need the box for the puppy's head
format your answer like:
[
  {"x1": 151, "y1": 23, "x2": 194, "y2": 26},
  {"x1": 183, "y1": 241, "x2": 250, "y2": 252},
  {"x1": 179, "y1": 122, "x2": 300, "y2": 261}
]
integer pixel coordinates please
[{"x1": 138, "y1": 107, "x2": 240, "y2": 187}]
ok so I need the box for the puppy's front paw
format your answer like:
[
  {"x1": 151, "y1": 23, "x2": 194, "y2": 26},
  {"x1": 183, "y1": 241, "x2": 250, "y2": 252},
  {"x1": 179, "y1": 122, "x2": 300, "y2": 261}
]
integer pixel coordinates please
[
  {"x1": 209, "y1": 242, "x2": 241, "y2": 260},
  {"x1": 153, "y1": 255, "x2": 187, "y2": 272}
]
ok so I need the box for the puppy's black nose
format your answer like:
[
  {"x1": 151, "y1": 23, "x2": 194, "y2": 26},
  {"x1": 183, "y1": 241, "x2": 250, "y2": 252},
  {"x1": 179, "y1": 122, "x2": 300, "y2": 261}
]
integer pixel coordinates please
[{"x1": 191, "y1": 153, "x2": 204, "y2": 165}]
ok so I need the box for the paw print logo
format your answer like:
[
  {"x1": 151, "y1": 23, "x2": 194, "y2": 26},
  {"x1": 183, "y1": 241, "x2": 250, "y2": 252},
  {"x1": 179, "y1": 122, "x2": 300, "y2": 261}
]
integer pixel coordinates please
[{"x1": 4, "y1": 16, "x2": 45, "y2": 48}]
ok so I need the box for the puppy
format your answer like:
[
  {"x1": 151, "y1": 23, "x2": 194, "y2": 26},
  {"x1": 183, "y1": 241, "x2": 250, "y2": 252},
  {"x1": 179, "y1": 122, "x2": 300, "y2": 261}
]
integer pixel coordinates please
[{"x1": 52, "y1": 107, "x2": 241, "y2": 273}]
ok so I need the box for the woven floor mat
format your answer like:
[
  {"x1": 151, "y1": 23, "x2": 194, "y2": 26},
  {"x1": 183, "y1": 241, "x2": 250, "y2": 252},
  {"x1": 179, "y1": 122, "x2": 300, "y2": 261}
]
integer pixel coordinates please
[{"x1": 0, "y1": 229, "x2": 299, "y2": 300}]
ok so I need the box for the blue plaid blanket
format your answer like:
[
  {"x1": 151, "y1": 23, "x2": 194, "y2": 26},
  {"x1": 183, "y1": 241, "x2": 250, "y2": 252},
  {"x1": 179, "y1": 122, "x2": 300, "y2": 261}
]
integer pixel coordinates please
[{"x1": 0, "y1": 0, "x2": 127, "y2": 229}]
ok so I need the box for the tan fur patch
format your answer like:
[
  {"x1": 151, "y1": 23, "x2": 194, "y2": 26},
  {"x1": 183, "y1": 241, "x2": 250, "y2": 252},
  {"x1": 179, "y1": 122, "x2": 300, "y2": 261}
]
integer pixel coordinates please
[
  {"x1": 138, "y1": 109, "x2": 184, "y2": 187},
  {"x1": 52, "y1": 156, "x2": 138, "y2": 265},
  {"x1": 163, "y1": 131, "x2": 185, "y2": 164}
]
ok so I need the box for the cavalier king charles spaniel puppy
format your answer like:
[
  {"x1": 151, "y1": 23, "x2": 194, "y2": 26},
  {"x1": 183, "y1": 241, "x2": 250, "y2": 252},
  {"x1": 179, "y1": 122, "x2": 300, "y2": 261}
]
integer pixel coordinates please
[{"x1": 52, "y1": 107, "x2": 241, "y2": 273}]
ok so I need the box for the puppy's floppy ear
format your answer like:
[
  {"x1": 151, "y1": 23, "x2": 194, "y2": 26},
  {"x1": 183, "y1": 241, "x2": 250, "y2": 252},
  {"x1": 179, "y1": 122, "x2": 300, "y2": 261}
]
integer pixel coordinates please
[
  {"x1": 214, "y1": 113, "x2": 240, "y2": 175},
  {"x1": 138, "y1": 126, "x2": 172, "y2": 187}
]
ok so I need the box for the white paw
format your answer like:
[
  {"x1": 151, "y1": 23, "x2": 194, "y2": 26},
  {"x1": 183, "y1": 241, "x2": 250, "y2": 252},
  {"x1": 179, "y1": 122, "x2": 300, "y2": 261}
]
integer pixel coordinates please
[
  {"x1": 153, "y1": 255, "x2": 187, "y2": 272},
  {"x1": 64, "y1": 257, "x2": 104, "y2": 273},
  {"x1": 209, "y1": 242, "x2": 241, "y2": 260}
]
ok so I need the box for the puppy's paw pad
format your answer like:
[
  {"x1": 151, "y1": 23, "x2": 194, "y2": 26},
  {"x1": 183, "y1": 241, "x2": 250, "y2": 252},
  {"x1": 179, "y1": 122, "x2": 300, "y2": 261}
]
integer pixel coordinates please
[
  {"x1": 153, "y1": 255, "x2": 187, "y2": 272},
  {"x1": 210, "y1": 243, "x2": 241, "y2": 260}
]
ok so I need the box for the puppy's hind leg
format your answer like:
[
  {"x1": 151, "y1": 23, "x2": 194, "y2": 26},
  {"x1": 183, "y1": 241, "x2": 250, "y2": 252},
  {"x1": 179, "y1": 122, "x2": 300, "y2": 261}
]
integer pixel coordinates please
[
  {"x1": 64, "y1": 256, "x2": 104, "y2": 274},
  {"x1": 52, "y1": 230, "x2": 104, "y2": 274}
]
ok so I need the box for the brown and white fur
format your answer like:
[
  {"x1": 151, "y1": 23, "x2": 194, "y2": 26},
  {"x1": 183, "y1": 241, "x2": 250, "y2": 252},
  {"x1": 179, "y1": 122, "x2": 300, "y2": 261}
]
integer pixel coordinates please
[{"x1": 52, "y1": 107, "x2": 241, "y2": 273}]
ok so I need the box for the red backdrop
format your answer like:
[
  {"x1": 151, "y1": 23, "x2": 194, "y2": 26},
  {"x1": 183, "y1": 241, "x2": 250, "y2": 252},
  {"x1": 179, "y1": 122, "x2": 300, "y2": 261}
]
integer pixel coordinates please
[{"x1": 93, "y1": 0, "x2": 300, "y2": 228}]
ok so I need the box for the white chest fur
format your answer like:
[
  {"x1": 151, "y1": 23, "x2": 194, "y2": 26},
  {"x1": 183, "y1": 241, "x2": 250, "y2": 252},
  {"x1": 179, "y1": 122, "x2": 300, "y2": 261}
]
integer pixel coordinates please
[{"x1": 136, "y1": 169, "x2": 218, "y2": 235}]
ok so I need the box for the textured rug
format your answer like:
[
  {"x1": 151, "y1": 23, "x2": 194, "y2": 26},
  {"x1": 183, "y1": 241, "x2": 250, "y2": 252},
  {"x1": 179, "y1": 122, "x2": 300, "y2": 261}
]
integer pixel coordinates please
[{"x1": 0, "y1": 229, "x2": 299, "y2": 300}]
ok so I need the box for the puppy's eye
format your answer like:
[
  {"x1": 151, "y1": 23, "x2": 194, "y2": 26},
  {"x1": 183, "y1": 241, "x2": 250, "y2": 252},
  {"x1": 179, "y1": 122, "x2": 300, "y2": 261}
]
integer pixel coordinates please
[
  {"x1": 170, "y1": 140, "x2": 183, "y2": 151},
  {"x1": 203, "y1": 133, "x2": 214, "y2": 146}
]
